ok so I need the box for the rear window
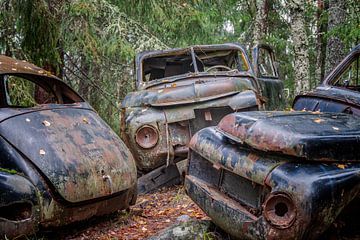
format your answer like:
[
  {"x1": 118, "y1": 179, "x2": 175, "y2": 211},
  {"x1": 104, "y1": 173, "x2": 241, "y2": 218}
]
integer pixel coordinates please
[
  {"x1": 0, "y1": 74, "x2": 82, "y2": 108},
  {"x1": 5, "y1": 75, "x2": 57, "y2": 107}
]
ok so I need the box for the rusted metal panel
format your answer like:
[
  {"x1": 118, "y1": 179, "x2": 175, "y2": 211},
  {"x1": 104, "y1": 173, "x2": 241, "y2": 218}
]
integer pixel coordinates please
[
  {"x1": 216, "y1": 111, "x2": 360, "y2": 162},
  {"x1": 122, "y1": 76, "x2": 256, "y2": 108},
  {"x1": 188, "y1": 126, "x2": 286, "y2": 185}
]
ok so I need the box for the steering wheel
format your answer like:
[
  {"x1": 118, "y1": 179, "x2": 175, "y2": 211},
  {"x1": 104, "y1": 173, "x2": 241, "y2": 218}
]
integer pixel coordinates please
[{"x1": 205, "y1": 65, "x2": 232, "y2": 72}]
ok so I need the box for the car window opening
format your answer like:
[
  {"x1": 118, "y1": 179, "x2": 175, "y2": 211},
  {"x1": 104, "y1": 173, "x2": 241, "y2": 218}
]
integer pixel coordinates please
[
  {"x1": 142, "y1": 49, "x2": 249, "y2": 83},
  {"x1": 0, "y1": 74, "x2": 82, "y2": 108},
  {"x1": 332, "y1": 53, "x2": 360, "y2": 92}
]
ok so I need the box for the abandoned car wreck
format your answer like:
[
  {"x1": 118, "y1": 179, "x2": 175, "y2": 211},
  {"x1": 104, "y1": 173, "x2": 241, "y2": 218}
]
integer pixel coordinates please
[
  {"x1": 185, "y1": 44, "x2": 360, "y2": 239},
  {"x1": 121, "y1": 43, "x2": 284, "y2": 193},
  {"x1": 0, "y1": 56, "x2": 137, "y2": 238},
  {"x1": 294, "y1": 44, "x2": 360, "y2": 115}
]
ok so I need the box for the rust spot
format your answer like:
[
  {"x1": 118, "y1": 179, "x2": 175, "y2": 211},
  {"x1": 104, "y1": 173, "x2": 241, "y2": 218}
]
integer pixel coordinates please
[{"x1": 248, "y1": 153, "x2": 259, "y2": 162}]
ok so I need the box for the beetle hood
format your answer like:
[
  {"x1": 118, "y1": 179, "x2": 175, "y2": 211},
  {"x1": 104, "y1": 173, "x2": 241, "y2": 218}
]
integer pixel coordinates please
[
  {"x1": 0, "y1": 106, "x2": 137, "y2": 203},
  {"x1": 217, "y1": 111, "x2": 360, "y2": 162}
]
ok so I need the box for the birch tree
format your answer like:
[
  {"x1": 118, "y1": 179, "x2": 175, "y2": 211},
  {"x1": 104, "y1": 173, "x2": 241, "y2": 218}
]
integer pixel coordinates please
[
  {"x1": 288, "y1": 0, "x2": 310, "y2": 94},
  {"x1": 253, "y1": 0, "x2": 269, "y2": 44},
  {"x1": 325, "y1": 0, "x2": 347, "y2": 76}
]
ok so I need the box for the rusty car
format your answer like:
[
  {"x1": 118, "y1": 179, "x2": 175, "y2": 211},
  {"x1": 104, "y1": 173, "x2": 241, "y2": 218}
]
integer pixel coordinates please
[
  {"x1": 185, "y1": 44, "x2": 360, "y2": 239},
  {"x1": 120, "y1": 43, "x2": 284, "y2": 193},
  {"x1": 293, "y1": 44, "x2": 360, "y2": 115},
  {"x1": 0, "y1": 56, "x2": 137, "y2": 238}
]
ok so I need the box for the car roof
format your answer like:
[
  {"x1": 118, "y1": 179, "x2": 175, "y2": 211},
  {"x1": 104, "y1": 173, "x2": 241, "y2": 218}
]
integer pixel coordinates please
[
  {"x1": 136, "y1": 43, "x2": 247, "y2": 62},
  {"x1": 0, "y1": 55, "x2": 60, "y2": 80}
]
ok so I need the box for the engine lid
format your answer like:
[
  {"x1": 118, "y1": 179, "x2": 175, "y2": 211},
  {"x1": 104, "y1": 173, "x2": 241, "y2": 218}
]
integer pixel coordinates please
[{"x1": 0, "y1": 107, "x2": 137, "y2": 203}]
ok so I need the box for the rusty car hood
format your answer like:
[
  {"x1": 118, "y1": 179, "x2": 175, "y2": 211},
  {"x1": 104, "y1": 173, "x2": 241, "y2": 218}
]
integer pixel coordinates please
[
  {"x1": 0, "y1": 106, "x2": 137, "y2": 203},
  {"x1": 217, "y1": 111, "x2": 360, "y2": 162},
  {"x1": 122, "y1": 76, "x2": 256, "y2": 107}
]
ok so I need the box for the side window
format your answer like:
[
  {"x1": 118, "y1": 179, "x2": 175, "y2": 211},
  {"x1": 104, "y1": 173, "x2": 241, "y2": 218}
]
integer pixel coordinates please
[
  {"x1": 333, "y1": 54, "x2": 360, "y2": 91},
  {"x1": 258, "y1": 48, "x2": 276, "y2": 77},
  {"x1": 5, "y1": 75, "x2": 57, "y2": 107}
]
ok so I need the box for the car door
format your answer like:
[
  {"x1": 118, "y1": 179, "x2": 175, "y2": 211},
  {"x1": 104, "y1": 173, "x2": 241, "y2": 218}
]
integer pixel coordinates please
[{"x1": 252, "y1": 44, "x2": 284, "y2": 110}]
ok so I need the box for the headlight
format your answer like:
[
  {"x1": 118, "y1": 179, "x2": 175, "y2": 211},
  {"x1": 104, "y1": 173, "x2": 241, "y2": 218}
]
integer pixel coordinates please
[
  {"x1": 135, "y1": 125, "x2": 159, "y2": 149},
  {"x1": 263, "y1": 192, "x2": 296, "y2": 229}
]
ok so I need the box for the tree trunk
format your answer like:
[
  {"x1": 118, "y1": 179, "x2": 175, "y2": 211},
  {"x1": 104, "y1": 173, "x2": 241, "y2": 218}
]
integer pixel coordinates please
[
  {"x1": 253, "y1": 0, "x2": 269, "y2": 44},
  {"x1": 288, "y1": 0, "x2": 310, "y2": 94},
  {"x1": 315, "y1": 0, "x2": 328, "y2": 83},
  {"x1": 324, "y1": 0, "x2": 347, "y2": 76}
]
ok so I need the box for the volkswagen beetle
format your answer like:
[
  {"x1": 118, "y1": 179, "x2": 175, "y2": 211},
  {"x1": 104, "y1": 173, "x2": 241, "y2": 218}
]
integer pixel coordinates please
[{"x1": 0, "y1": 56, "x2": 137, "y2": 238}]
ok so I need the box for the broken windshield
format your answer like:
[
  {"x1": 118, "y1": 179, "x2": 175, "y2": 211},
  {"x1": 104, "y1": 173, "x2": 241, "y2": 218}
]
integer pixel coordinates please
[{"x1": 142, "y1": 48, "x2": 250, "y2": 83}]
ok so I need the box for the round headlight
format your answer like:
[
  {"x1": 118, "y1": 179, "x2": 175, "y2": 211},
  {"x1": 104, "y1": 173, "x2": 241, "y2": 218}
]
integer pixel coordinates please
[
  {"x1": 263, "y1": 192, "x2": 296, "y2": 229},
  {"x1": 135, "y1": 125, "x2": 159, "y2": 149}
]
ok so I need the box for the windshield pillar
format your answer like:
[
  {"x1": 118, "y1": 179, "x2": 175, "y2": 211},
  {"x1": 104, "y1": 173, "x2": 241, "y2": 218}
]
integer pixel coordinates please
[{"x1": 190, "y1": 47, "x2": 199, "y2": 73}]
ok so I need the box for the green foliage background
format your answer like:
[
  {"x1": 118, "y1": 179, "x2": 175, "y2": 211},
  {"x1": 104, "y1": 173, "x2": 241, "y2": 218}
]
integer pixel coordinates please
[{"x1": 0, "y1": 0, "x2": 359, "y2": 133}]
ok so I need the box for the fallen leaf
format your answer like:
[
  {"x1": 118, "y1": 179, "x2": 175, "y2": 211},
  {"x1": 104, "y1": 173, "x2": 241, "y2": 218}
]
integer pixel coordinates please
[
  {"x1": 337, "y1": 164, "x2": 346, "y2": 169},
  {"x1": 42, "y1": 120, "x2": 51, "y2": 127},
  {"x1": 313, "y1": 118, "x2": 324, "y2": 123},
  {"x1": 39, "y1": 149, "x2": 46, "y2": 155}
]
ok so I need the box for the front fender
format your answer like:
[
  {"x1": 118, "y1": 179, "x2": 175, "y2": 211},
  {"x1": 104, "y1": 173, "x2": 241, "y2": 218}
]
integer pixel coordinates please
[
  {"x1": 0, "y1": 171, "x2": 40, "y2": 238},
  {"x1": 265, "y1": 162, "x2": 360, "y2": 239}
]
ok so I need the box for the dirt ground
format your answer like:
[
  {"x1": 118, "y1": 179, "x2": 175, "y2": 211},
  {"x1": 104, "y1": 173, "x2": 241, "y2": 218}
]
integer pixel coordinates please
[{"x1": 35, "y1": 186, "x2": 208, "y2": 240}]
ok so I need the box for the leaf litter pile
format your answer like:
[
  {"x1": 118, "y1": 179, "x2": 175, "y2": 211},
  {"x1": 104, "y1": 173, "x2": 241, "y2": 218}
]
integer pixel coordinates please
[{"x1": 40, "y1": 186, "x2": 208, "y2": 240}]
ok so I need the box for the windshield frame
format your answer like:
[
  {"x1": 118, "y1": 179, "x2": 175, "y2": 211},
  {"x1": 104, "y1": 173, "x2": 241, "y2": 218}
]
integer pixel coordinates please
[{"x1": 135, "y1": 43, "x2": 255, "y2": 90}]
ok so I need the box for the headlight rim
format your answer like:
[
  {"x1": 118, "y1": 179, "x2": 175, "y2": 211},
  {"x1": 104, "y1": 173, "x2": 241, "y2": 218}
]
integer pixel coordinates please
[
  {"x1": 135, "y1": 125, "x2": 159, "y2": 149},
  {"x1": 263, "y1": 191, "x2": 297, "y2": 229}
]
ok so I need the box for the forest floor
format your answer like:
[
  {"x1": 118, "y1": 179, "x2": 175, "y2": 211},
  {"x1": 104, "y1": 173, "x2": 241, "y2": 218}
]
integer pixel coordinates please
[{"x1": 37, "y1": 186, "x2": 210, "y2": 240}]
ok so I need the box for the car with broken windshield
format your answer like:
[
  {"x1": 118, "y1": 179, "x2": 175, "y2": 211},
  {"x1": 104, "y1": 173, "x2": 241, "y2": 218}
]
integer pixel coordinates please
[
  {"x1": 185, "y1": 44, "x2": 360, "y2": 239},
  {"x1": 120, "y1": 43, "x2": 284, "y2": 193},
  {"x1": 0, "y1": 56, "x2": 137, "y2": 239}
]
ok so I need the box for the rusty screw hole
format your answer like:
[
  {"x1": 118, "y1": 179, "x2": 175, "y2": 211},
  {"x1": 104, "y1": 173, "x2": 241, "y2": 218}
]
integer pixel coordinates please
[{"x1": 275, "y1": 202, "x2": 288, "y2": 217}]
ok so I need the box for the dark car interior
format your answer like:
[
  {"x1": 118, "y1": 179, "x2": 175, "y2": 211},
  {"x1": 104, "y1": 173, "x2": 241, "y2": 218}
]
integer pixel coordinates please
[{"x1": 142, "y1": 49, "x2": 249, "y2": 82}]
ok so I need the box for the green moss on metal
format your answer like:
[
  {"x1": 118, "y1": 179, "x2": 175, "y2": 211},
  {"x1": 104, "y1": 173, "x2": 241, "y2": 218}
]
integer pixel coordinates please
[{"x1": 0, "y1": 167, "x2": 18, "y2": 174}]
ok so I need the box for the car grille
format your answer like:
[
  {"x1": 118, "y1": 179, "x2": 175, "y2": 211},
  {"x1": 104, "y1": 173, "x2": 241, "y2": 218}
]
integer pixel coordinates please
[
  {"x1": 189, "y1": 107, "x2": 234, "y2": 135},
  {"x1": 188, "y1": 150, "x2": 267, "y2": 215}
]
